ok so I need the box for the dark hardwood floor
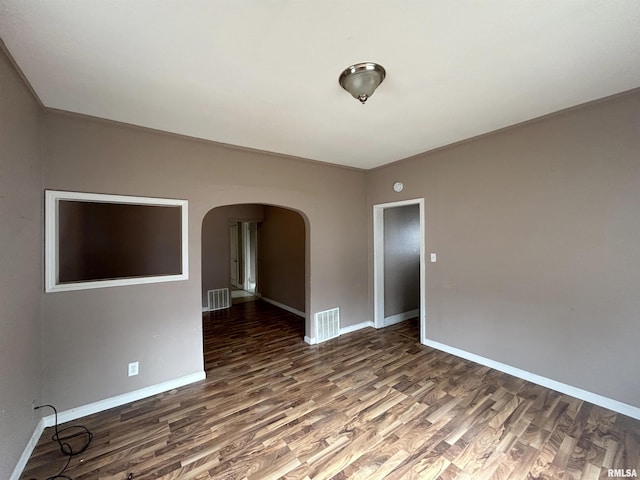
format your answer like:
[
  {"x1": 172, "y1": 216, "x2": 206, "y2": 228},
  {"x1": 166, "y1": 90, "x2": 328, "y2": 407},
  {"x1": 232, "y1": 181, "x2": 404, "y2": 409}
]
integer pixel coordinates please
[{"x1": 21, "y1": 301, "x2": 640, "y2": 479}]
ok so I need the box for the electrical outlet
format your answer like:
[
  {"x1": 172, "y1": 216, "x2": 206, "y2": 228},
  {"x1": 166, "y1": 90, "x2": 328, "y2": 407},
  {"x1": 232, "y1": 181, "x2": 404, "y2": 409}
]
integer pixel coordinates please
[{"x1": 128, "y1": 361, "x2": 139, "y2": 377}]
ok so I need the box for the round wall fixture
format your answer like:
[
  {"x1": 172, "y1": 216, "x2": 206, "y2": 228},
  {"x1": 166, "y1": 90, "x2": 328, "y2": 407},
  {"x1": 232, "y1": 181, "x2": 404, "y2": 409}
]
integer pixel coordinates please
[
  {"x1": 338, "y1": 62, "x2": 386, "y2": 104},
  {"x1": 393, "y1": 182, "x2": 404, "y2": 192}
]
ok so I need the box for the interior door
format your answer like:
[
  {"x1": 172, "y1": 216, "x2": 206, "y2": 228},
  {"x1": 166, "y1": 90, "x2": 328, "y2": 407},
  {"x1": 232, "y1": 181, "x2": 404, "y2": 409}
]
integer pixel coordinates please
[{"x1": 230, "y1": 222, "x2": 240, "y2": 288}]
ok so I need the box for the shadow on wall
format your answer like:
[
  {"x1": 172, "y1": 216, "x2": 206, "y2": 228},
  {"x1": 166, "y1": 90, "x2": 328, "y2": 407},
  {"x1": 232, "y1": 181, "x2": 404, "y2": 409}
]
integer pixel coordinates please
[{"x1": 201, "y1": 203, "x2": 306, "y2": 315}]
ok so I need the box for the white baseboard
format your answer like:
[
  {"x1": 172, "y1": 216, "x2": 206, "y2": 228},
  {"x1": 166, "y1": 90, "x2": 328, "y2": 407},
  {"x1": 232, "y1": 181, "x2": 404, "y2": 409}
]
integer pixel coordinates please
[
  {"x1": 43, "y1": 371, "x2": 206, "y2": 427},
  {"x1": 10, "y1": 417, "x2": 46, "y2": 480},
  {"x1": 261, "y1": 297, "x2": 306, "y2": 318},
  {"x1": 341, "y1": 321, "x2": 374, "y2": 335},
  {"x1": 384, "y1": 309, "x2": 419, "y2": 327},
  {"x1": 11, "y1": 371, "x2": 205, "y2": 480},
  {"x1": 422, "y1": 338, "x2": 640, "y2": 421},
  {"x1": 304, "y1": 335, "x2": 316, "y2": 345}
]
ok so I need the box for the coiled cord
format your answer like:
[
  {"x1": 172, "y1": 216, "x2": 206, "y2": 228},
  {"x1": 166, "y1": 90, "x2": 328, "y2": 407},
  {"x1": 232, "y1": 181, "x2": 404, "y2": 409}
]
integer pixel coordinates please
[{"x1": 33, "y1": 404, "x2": 93, "y2": 480}]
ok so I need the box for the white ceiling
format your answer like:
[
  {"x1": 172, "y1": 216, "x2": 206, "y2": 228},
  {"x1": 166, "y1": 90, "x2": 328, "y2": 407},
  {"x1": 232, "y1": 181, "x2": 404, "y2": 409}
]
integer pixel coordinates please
[{"x1": 1, "y1": 1, "x2": 639, "y2": 169}]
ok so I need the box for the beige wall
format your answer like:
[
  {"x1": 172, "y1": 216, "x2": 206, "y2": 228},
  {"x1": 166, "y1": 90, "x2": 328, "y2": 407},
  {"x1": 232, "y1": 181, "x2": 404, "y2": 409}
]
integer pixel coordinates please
[
  {"x1": 368, "y1": 90, "x2": 640, "y2": 408},
  {"x1": 201, "y1": 204, "x2": 265, "y2": 307},
  {"x1": 40, "y1": 111, "x2": 369, "y2": 411},
  {"x1": 0, "y1": 46, "x2": 43, "y2": 478},
  {"x1": 258, "y1": 206, "x2": 306, "y2": 313}
]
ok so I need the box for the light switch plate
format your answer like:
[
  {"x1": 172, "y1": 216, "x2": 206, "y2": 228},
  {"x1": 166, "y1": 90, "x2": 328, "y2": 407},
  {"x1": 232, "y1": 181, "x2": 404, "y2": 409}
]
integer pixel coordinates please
[{"x1": 430, "y1": 253, "x2": 437, "y2": 263}]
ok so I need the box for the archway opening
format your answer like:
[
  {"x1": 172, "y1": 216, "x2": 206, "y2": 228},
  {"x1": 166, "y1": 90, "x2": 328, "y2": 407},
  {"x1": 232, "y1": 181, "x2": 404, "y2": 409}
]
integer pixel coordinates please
[{"x1": 200, "y1": 203, "x2": 308, "y2": 369}]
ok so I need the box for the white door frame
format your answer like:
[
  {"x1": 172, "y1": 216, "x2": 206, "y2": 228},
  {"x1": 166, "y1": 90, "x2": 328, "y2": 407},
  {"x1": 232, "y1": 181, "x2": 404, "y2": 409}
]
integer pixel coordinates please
[{"x1": 373, "y1": 198, "x2": 426, "y2": 342}]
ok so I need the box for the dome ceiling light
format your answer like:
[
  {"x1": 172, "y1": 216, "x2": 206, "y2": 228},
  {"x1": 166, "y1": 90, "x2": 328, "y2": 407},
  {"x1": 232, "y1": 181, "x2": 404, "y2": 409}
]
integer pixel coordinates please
[{"x1": 338, "y1": 62, "x2": 386, "y2": 104}]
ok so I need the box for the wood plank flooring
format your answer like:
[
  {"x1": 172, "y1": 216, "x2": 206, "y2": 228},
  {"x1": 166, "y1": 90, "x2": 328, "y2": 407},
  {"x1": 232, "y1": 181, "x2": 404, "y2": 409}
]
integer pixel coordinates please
[{"x1": 21, "y1": 301, "x2": 640, "y2": 479}]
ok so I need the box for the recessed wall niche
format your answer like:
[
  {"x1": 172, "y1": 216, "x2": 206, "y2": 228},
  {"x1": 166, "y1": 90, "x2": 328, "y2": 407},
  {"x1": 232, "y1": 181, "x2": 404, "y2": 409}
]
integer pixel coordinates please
[{"x1": 45, "y1": 190, "x2": 188, "y2": 292}]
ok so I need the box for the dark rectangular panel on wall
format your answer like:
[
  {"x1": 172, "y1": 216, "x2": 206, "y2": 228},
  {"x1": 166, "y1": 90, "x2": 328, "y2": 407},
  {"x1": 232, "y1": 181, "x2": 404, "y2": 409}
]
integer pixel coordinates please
[{"x1": 58, "y1": 201, "x2": 182, "y2": 282}]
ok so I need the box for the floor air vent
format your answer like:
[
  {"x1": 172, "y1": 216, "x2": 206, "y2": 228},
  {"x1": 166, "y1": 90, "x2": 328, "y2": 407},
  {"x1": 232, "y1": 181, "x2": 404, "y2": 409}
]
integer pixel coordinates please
[
  {"x1": 208, "y1": 288, "x2": 230, "y2": 311},
  {"x1": 315, "y1": 307, "x2": 340, "y2": 343}
]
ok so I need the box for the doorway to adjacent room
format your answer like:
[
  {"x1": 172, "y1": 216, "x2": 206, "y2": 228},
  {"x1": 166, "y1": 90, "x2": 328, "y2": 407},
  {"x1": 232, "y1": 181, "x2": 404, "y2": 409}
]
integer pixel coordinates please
[
  {"x1": 373, "y1": 198, "x2": 426, "y2": 342},
  {"x1": 229, "y1": 220, "x2": 258, "y2": 301}
]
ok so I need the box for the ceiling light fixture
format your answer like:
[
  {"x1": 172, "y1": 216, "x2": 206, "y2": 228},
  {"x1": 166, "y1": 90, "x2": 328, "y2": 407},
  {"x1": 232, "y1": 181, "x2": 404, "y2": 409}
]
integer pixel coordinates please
[{"x1": 338, "y1": 62, "x2": 386, "y2": 104}]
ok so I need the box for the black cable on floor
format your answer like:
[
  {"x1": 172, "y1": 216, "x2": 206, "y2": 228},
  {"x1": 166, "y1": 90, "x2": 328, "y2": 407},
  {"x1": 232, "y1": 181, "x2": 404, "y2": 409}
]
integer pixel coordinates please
[{"x1": 34, "y1": 404, "x2": 93, "y2": 480}]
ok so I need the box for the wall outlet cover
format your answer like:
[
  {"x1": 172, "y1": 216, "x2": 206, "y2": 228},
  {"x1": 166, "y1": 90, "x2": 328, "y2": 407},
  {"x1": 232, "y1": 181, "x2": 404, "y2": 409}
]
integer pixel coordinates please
[{"x1": 128, "y1": 362, "x2": 139, "y2": 376}]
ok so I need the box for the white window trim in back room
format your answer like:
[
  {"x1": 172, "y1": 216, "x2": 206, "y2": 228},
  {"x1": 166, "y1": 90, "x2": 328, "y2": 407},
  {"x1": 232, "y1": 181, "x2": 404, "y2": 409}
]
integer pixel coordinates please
[{"x1": 44, "y1": 190, "x2": 189, "y2": 292}]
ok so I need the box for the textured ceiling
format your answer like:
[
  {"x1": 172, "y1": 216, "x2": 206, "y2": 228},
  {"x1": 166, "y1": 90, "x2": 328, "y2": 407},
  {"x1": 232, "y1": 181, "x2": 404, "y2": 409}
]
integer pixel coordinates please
[{"x1": 1, "y1": 1, "x2": 639, "y2": 169}]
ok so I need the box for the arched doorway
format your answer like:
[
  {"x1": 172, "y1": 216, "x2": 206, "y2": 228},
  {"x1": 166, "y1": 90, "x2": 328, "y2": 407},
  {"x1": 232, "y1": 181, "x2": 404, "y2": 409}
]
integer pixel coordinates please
[{"x1": 200, "y1": 203, "x2": 308, "y2": 363}]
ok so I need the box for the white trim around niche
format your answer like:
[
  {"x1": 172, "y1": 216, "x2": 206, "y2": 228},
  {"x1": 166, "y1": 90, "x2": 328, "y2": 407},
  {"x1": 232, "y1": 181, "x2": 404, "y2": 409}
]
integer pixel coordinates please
[{"x1": 45, "y1": 190, "x2": 189, "y2": 293}]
